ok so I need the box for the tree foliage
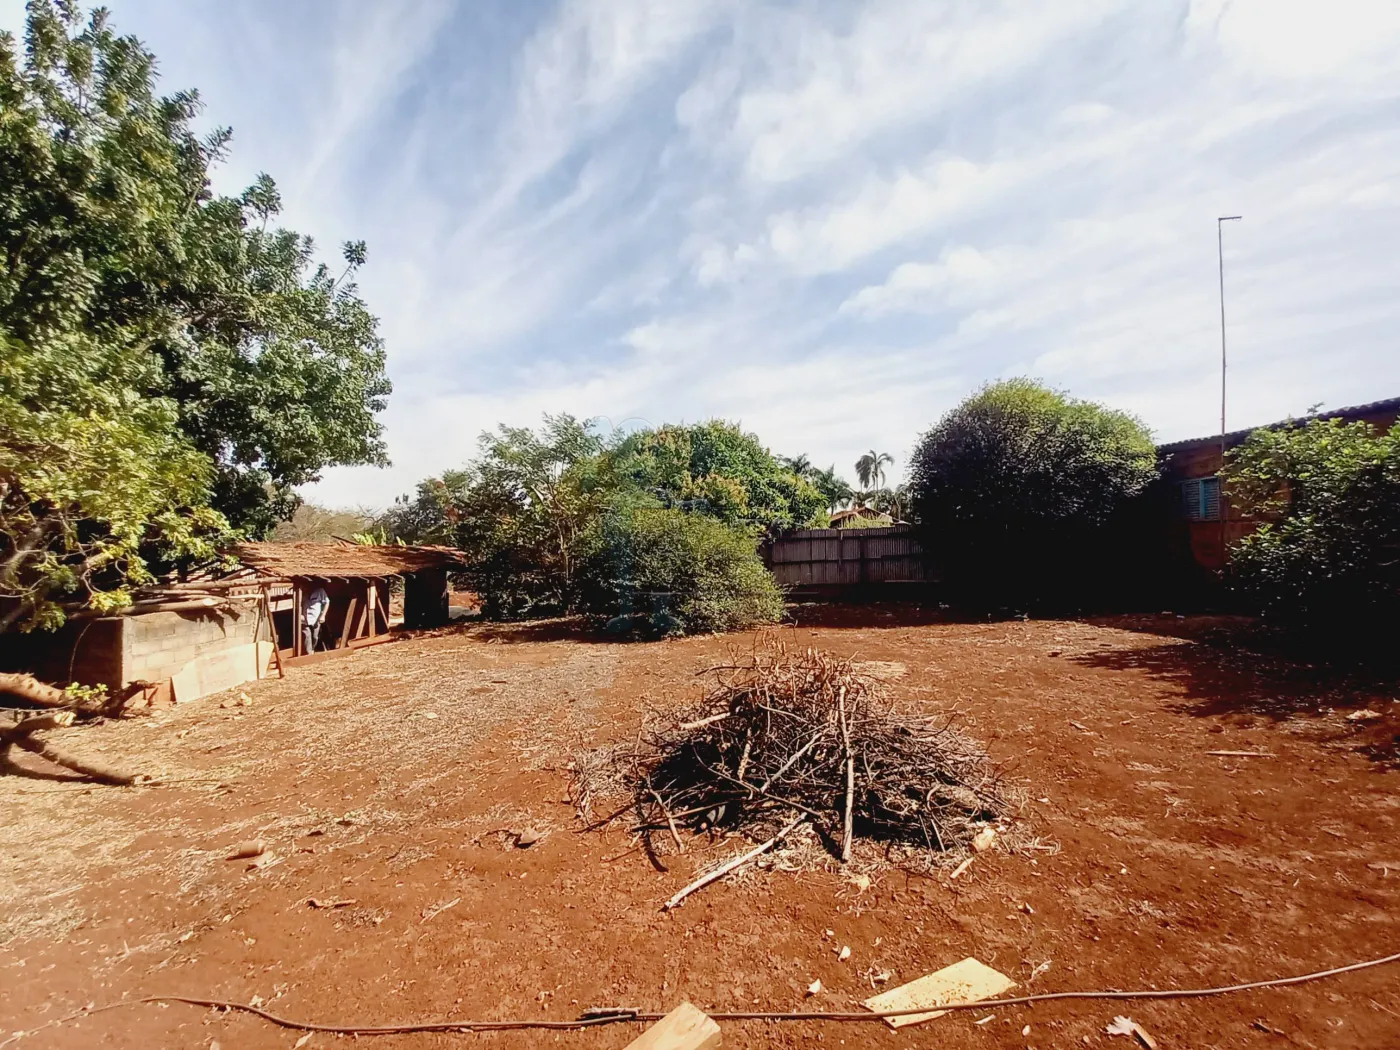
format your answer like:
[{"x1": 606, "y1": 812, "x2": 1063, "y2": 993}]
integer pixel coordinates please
[
  {"x1": 268, "y1": 502, "x2": 374, "y2": 543},
  {"x1": 1224, "y1": 418, "x2": 1400, "y2": 645},
  {"x1": 809, "y1": 464, "x2": 854, "y2": 514},
  {"x1": 609, "y1": 421, "x2": 826, "y2": 535},
  {"x1": 0, "y1": 2, "x2": 390, "y2": 629},
  {"x1": 908, "y1": 379, "x2": 1158, "y2": 606},
  {"x1": 577, "y1": 506, "x2": 784, "y2": 635},
  {"x1": 383, "y1": 416, "x2": 801, "y2": 630}
]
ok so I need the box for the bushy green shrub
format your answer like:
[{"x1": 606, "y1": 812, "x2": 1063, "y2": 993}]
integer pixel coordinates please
[
  {"x1": 908, "y1": 379, "x2": 1159, "y2": 607},
  {"x1": 577, "y1": 507, "x2": 784, "y2": 635},
  {"x1": 1224, "y1": 418, "x2": 1400, "y2": 647}
]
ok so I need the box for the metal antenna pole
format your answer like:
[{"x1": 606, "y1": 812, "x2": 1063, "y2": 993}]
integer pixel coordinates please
[
  {"x1": 1216, "y1": 215, "x2": 1242, "y2": 567},
  {"x1": 1217, "y1": 216, "x2": 1242, "y2": 460}
]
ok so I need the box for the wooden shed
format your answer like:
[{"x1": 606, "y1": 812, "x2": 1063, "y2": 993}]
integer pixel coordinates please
[{"x1": 224, "y1": 542, "x2": 465, "y2": 664}]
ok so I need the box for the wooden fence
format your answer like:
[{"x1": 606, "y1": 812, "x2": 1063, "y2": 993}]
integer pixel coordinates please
[{"x1": 765, "y1": 525, "x2": 932, "y2": 591}]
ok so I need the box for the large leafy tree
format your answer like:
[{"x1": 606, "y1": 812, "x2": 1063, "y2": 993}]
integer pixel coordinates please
[
  {"x1": 908, "y1": 379, "x2": 1158, "y2": 607},
  {"x1": 0, "y1": 2, "x2": 390, "y2": 628},
  {"x1": 608, "y1": 421, "x2": 825, "y2": 534},
  {"x1": 1224, "y1": 418, "x2": 1400, "y2": 647},
  {"x1": 384, "y1": 416, "x2": 613, "y2": 619}
]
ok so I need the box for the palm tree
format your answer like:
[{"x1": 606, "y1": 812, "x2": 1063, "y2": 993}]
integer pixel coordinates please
[
  {"x1": 780, "y1": 453, "x2": 815, "y2": 479},
  {"x1": 855, "y1": 450, "x2": 893, "y2": 490},
  {"x1": 810, "y1": 465, "x2": 854, "y2": 513}
]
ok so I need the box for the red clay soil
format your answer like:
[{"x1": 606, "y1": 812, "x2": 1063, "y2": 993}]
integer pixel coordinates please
[{"x1": 2, "y1": 607, "x2": 1398, "y2": 1049}]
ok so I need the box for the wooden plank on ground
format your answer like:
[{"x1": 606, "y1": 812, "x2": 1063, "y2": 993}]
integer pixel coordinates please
[
  {"x1": 624, "y1": 1002, "x2": 720, "y2": 1050},
  {"x1": 863, "y1": 957, "x2": 1015, "y2": 1029}
]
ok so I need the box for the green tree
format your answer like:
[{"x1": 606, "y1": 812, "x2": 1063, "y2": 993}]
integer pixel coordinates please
[
  {"x1": 408, "y1": 416, "x2": 614, "y2": 619},
  {"x1": 810, "y1": 465, "x2": 854, "y2": 514},
  {"x1": 1, "y1": 2, "x2": 390, "y2": 540},
  {"x1": 577, "y1": 506, "x2": 784, "y2": 635},
  {"x1": 1224, "y1": 418, "x2": 1400, "y2": 647},
  {"x1": 0, "y1": 331, "x2": 228, "y2": 630},
  {"x1": 908, "y1": 379, "x2": 1158, "y2": 607},
  {"x1": 855, "y1": 450, "x2": 893, "y2": 490},
  {"x1": 779, "y1": 453, "x2": 815, "y2": 479},
  {"x1": 609, "y1": 421, "x2": 825, "y2": 534}
]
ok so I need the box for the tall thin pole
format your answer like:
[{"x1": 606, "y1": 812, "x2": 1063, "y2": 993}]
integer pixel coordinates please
[
  {"x1": 1217, "y1": 216, "x2": 1242, "y2": 461},
  {"x1": 1216, "y1": 215, "x2": 1241, "y2": 567}
]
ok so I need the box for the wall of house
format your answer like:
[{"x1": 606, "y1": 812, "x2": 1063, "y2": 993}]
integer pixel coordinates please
[
  {"x1": 124, "y1": 607, "x2": 262, "y2": 684},
  {"x1": 1157, "y1": 403, "x2": 1399, "y2": 578},
  {"x1": 1, "y1": 603, "x2": 268, "y2": 701},
  {"x1": 0, "y1": 617, "x2": 126, "y2": 690}
]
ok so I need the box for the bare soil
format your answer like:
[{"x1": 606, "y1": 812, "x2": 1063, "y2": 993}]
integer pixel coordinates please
[{"x1": 2, "y1": 607, "x2": 1398, "y2": 1049}]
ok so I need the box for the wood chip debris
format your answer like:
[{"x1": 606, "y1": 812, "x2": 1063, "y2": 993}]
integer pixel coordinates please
[
  {"x1": 305, "y1": 897, "x2": 358, "y2": 909},
  {"x1": 1106, "y1": 1015, "x2": 1159, "y2": 1049},
  {"x1": 1205, "y1": 750, "x2": 1274, "y2": 758},
  {"x1": 863, "y1": 957, "x2": 1015, "y2": 1028}
]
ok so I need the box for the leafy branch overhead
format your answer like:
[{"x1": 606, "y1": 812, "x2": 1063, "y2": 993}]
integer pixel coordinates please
[{"x1": 0, "y1": 2, "x2": 391, "y2": 630}]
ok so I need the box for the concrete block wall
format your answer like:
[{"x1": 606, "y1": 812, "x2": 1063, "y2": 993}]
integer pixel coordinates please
[
  {"x1": 0, "y1": 617, "x2": 126, "y2": 690},
  {"x1": 123, "y1": 607, "x2": 261, "y2": 683}
]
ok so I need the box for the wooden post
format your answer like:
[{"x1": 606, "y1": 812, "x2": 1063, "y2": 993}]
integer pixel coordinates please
[
  {"x1": 293, "y1": 583, "x2": 304, "y2": 657},
  {"x1": 338, "y1": 596, "x2": 360, "y2": 649},
  {"x1": 262, "y1": 588, "x2": 285, "y2": 679},
  {"x1": 366, "y1": 581, "x2": 377, "y2": 638}
]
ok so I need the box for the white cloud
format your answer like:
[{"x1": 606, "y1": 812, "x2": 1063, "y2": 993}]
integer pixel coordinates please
[
  {"x1": 8, "y1": 0, "x2": 1400, "y2": 508},
  {"x1": 722, "y1": 1, "x2": 1131, "y2": 184}
]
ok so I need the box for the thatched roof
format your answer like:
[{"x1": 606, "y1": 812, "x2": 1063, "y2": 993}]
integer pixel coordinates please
[{"x1": 228, "y1": 542, "x2": 464, "y2": 580}]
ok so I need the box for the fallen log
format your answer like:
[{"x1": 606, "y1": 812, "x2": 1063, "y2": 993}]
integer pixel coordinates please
[
  {"x1": 0, "y1": 713, "x2": 139, "y2": 785},
  {"x1": 0, "y1": 672, "x2": 70, "y2": 709}
]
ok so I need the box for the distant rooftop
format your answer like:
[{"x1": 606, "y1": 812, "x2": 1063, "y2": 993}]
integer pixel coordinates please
[
  {"x1": 1157, "y1": 396, "x2": 1400, "y2": 453},
  {"x1": 228, "y1": 542, "x2": 464, "y2": 579}
]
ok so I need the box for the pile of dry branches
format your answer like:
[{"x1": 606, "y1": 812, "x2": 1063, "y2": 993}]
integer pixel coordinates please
[{"x1": 573, "y1": 645, "x2": 1009, "y2": 880}]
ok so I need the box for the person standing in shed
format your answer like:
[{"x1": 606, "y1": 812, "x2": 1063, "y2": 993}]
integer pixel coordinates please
[{"x1": 302, "y1": 585, "x2": 330, "y2": 653}]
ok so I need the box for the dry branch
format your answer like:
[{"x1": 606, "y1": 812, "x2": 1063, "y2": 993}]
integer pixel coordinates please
[
  {"x1": 662, "y1": 815, "x2": 807, "y2": 910},
  {"x1": 573, "y1": 644, "x2": 1008, "y2": 879},
  {"x1": 0, "y1": 672, "x2": 70, "y2": 709},
  {"x1": 1, "y1": 711, "x2": 139, "y2": 785}
]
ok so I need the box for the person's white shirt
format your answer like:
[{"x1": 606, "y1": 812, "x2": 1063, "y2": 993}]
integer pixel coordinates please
[{"x1": 303, "y1": 586, "x2": 330, "y2": 626}]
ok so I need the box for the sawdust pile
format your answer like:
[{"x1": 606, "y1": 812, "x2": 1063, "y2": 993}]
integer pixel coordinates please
[{"x1": 572, "y1": 645, "x2": 1011, "y2": 869}]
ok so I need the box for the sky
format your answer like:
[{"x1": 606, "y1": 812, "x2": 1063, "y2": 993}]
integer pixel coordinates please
[{"x1": 6, "y1": 0, "x2": 1400, "y2": 508}]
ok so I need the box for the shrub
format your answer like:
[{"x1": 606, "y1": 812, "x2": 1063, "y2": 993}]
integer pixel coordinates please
[
  {"x1": 1224, "y1": 418, "x2": 1400, "y2": 648},
  {"x1": 908, "y1": 379, "x2": 1159, "y2": 607},
  {"x1": 578, "y1": 507, "x2": 784, "y2": 635}
]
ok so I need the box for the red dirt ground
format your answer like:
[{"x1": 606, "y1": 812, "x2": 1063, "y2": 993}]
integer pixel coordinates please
[{"x1": 2, "y1": 607, "x2": 1398, "y2": 1049}]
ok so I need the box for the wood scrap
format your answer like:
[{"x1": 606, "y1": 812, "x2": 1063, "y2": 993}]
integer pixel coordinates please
[
  {"x1": 623, "y1": 1002, "x2": 720, "y2": 1050},
  {"x1": 662, "y1": 814, "x2": 806, "y2": 910},
  {"x1": 1106, "y1": 1015, "x2": 1159, "y2": 1048},
  {"x1": 1205, "y1": 750, "x2": 1274, "y2": 758},
  {"x1": 863, "y1": 957, "x2": 1015, "y2": 1028}
]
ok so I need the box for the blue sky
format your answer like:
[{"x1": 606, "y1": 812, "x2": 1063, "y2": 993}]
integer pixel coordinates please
[{"x1": 7, "y1": 0, "x2": 1400, "y2": 508}]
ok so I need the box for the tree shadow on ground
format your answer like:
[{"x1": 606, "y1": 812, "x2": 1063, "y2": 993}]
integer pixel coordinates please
[
  {"x1": 783, "y1": 602, "x2": 971, "y2": 630},
  {"x1": 1071, "y1": 615, "x2": 1400, "y2": 768}
]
